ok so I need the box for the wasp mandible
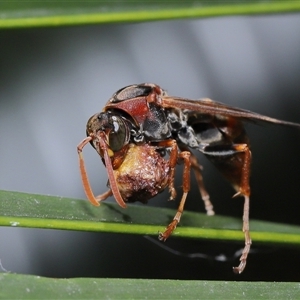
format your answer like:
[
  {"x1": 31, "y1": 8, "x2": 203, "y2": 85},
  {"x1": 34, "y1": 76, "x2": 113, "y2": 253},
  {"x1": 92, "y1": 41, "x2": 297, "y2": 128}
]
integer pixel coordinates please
[{"x1": 77, "y1": 83, "x2": 300, "y2": 273}]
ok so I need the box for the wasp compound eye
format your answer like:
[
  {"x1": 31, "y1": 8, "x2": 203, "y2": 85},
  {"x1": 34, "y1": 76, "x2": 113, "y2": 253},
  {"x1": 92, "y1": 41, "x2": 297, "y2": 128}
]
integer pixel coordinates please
[{"x1": 108, "y1": 116, "x2": 130, "y2": 152}]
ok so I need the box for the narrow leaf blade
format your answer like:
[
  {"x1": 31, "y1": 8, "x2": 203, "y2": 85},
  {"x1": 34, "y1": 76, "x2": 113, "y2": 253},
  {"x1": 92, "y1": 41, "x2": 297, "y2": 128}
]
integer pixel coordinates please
[
  {"x1": 1, "y1": 273, "x2": 300, "y2": 299},
  {"x1": 1, "y1": 190, "x2": 300, "y2": 245},
  {"x1": 1, "y1": 1, "x2": 300, "y2": 28}
]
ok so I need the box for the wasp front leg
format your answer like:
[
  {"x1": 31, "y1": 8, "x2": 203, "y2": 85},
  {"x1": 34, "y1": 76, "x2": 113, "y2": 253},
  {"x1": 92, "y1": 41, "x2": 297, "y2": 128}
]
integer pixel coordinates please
[
  {"x1": 201, "y1": 143, "x2": 252, "y2": 274},
  {"x1": 159, "y1": 149, "x2": 191, "y2": 241},
  {"x1": 154, "y1": 140, "x2": 179, "y2": 200},
  {"x1": 95, "y1": 189, "x2": 113, "y2": 202}
]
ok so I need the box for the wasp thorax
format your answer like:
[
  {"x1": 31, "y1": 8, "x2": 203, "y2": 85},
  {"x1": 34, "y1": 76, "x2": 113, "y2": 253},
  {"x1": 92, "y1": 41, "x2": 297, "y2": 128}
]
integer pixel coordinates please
[{"x1": 108, "y1": 83, "x2": 168, "y2": 103}]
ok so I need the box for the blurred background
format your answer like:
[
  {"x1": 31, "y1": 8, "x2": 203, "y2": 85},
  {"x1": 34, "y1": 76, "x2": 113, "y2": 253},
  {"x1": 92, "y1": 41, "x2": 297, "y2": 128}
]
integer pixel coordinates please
[{"x1": 0, "y1": 14, "x2": 300, "y2": 281}]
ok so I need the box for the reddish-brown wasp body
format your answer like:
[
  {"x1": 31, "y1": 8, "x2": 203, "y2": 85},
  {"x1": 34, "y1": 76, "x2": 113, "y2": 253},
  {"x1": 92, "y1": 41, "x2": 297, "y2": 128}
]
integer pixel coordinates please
[{"x1": 77, "y1": 83, "x2": 300, "y2": 273}]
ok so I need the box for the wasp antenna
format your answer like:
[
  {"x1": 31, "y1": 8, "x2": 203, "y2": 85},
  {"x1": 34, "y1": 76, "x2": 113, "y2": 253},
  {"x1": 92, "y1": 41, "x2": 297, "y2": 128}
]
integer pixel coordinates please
[
  {"x1": 77, "y1": 137, "x2": 100, "y2": 206},
  {"x1": 99, "y1": 133, "x2": 127, "y2": 209}
]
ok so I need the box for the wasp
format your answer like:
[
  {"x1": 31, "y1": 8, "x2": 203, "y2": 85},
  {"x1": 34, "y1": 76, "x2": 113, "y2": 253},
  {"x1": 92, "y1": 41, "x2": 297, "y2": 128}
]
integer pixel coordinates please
[{"x1": 77, "y1": 83, "x2": 300, "y2": 273}]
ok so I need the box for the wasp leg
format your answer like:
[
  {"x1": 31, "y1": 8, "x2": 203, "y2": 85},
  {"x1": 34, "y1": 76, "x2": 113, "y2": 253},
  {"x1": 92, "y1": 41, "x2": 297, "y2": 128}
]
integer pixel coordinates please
[
  {"x1": 201, "y1": 143, "x2": 252, "y2": 274},
  {"x1": 191, "y1": 155, "x2": 215, "y2": 216},
  {"x1": 159, "y1": 151, "x2": 191, "y2": 241},
  {"x1": 232, "y1": 144, "x2": 252, "y2": 274},
  {"x1": 179, "y1": 145, "x2": 215, "y2": 215},
  {"x1": 234, "y1": 194, "x2": 251, "y2": 274},
  {"x1": 167, "y1": 140, "x2": 179, "y2": 200},
  {"x1": 190, "y1": 152, "x2": 215, "y2": 216},
  {"x1": 95, "y1": 189, "x2": 113, "y2": 202},
  {"x1": 155, "y1": 140, "x2": 179, "y2": 200}
]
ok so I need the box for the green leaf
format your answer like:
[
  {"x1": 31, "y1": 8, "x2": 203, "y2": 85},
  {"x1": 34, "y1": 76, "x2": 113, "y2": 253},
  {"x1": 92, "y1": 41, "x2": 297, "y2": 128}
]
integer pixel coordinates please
[
  {"x1": 1, "y1": 1, "x2": 300, "y2": 29},
  {"x1": 1, "y1": 1, "x2": 300, "y2": 297},
  {"x1": 1, "y1": 273, "x2": 300, "y2": 299},
  {"x1": 1, "y1": 190, "x2": 300, "y2": 246}
]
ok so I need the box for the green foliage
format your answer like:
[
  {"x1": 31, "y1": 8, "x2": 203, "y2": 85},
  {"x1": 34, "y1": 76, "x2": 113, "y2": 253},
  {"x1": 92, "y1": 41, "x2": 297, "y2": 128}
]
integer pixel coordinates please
[
  {"x1": 1, "y1": 273, "x2": 300, "y2": 299},
  {"x1": 0, "y1": 1, "x2": 300, "y2": 28},
  {"x1": 1, "y1": 189, "x2": 300, "y2": 297},
  {"x1": 1, "y1": 190, "x2": 300, "y2": 245}
]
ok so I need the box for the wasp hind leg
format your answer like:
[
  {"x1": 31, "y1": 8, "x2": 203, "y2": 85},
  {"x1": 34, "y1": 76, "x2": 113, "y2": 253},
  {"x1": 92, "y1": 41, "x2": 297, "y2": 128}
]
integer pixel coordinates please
[
  {"x1": 201, "y1": 143, "x2": 252, "y2": 274},
  {"x1": 232, "y1": 144, "x2": 252, "y2": 274}
]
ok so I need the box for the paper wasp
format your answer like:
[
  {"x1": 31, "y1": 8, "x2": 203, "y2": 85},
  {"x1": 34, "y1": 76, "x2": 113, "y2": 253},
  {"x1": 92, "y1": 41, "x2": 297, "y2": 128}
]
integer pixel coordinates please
[{"x1": 77, "y1": 83, "x2": 300, "y2": 273}]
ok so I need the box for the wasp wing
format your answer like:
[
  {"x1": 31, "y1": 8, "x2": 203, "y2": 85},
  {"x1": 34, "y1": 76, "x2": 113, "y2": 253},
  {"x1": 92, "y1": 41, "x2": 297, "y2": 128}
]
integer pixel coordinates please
[{"x1": 162, "y1": 96, "x2": 300, "y2": 128}]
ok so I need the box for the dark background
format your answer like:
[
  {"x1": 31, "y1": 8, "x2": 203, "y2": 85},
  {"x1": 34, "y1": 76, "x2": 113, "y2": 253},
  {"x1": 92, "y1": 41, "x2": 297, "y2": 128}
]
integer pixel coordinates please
[{"x1": 0, "y1": 14, "x2": 300, "y2": 281}]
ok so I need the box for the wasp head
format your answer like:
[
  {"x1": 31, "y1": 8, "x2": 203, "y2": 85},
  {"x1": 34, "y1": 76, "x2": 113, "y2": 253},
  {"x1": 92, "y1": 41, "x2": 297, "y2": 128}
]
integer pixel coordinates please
[{"x1": 86, "y1": 112, "x2": 131, "y2": 158}]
